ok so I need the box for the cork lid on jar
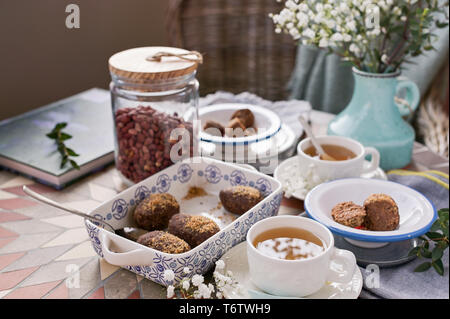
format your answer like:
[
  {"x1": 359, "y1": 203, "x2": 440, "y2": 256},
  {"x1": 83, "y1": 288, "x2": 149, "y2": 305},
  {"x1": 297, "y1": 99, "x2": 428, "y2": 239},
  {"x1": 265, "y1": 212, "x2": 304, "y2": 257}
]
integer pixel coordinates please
[{"x1": 109, "y1": 47, "x2": 202, "y2": 81}]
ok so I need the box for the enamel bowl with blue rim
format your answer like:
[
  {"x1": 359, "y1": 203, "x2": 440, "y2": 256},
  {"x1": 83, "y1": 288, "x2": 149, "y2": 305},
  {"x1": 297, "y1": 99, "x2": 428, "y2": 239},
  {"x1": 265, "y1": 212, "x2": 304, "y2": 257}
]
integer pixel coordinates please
[
  {"x1": 305, "y1": 178, "x2": 436, "y2": 248},
  {"x1": 85, "y1": 157, "x2": 283, "y2": 286}
]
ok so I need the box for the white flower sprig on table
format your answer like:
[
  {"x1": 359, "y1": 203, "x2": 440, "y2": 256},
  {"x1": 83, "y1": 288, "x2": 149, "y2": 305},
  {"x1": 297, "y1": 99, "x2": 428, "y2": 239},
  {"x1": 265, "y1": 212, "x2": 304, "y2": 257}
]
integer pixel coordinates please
[
  {"x1": 279, "y1": 162, "x2": 328, "y2": 199},
  {"x1": 270, "y1": 0, "x2": 449, "y2": 73},
  {"x1": 164, "y1": 260, "x2": 244, "y2": 299}
]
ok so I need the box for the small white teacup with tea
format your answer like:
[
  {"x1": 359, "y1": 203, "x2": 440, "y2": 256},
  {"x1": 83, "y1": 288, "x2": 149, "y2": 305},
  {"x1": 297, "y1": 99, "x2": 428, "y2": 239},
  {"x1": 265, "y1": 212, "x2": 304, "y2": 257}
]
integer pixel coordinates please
[
  {"x1": 246, "y1": 215, "x2": 356, "y2": 297},
  {"x1": 297, "y1": 135, "x2": 380, "y2": 181}
]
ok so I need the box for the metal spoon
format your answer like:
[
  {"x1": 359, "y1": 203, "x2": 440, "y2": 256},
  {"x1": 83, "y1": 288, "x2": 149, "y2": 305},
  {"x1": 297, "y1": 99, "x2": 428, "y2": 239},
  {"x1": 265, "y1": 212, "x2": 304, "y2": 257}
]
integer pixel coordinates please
[
  {"x1": 22, "y1": 185, "x2": 115, "y2": 233},
  {"x1": 298, "y1": 116, "x2": 337, "y2": 161}
]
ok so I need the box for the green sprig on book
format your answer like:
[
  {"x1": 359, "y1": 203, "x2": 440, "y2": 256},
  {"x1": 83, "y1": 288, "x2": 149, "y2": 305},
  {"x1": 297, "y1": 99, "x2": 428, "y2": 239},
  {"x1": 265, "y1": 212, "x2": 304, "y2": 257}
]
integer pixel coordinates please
[
  {"x1": 409, "y1": 208, "x2": 449, "y2": 276},
  {"x1": 46, "y1": 122, "x2": 81, "y2": 170}
]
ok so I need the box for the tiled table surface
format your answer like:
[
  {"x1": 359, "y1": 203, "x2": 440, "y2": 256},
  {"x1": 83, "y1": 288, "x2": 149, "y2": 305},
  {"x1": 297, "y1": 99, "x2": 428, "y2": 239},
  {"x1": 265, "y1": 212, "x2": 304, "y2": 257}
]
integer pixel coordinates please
[{"x1": 0, "y1": 111, "x2": 448, "y2": 299}]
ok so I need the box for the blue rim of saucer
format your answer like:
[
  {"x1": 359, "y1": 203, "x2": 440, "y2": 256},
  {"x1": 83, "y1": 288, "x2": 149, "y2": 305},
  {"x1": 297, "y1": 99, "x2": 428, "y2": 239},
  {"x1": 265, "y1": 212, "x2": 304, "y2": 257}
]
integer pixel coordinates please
[
  {"x1": 200, "y1": 124, "x2": 282, "y2": 146},
  {"x1": 304, "y1": 178, "x2": 438, "y2": 243}
]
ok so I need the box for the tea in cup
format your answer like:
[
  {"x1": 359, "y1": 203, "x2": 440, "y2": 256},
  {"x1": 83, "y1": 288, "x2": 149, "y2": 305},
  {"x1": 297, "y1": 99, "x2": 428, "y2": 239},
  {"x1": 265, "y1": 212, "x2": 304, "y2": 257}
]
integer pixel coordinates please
[
  {"x1": 246, "y1": 216, "x2": 356, "y2": 297},
  {"x1": 297, "y1": 135, "x2": 380, "y2": 181}
]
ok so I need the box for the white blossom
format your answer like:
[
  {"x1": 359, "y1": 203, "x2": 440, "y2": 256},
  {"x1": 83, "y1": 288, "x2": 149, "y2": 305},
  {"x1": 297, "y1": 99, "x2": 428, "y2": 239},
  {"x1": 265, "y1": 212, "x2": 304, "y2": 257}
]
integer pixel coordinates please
[
  {"x1": 163, "y1": 269, "x2": 175, "y2": 282},
  {"x1": 215, "y1": 259, "x2": 225, "y2": 270},
  {"x1": 167, "y1": 285, "x2": 175, "y2": 298},
  {"x1": 319, "y1": 38, "x2": 329, "y2": 48},
  {"x1": 198, "y1": 283, "x2": 212, "y2": 299},
  {"x1": 182, "y1": 280, "x2": 190, "y2": 291},
  {"x1": 191, "y1": 274, "x2": 204, "y2": 287},
  {"x1": 330, "y1": 33, "x2": 344, "y2": 42}
]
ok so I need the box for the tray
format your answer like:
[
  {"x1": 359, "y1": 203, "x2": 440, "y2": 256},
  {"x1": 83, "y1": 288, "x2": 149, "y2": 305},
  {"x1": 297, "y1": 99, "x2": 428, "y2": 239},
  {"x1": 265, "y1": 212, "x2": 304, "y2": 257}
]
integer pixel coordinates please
[{"x1": 85, "y1": 157, "x2": 283, "y2": 286}]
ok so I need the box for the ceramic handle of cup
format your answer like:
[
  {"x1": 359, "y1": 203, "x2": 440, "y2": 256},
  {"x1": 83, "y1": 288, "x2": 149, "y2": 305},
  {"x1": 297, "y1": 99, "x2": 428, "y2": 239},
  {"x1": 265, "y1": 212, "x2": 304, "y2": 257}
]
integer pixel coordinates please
[
  {"x1": 395, "y1": 78, "x2": 420, "y2": 118},
  {"x1": 327, "y1": 247, "x2": 357, "y2": 284},
  {"x1": 361, "y1": 147, "x2": 380, "y2": 174}
]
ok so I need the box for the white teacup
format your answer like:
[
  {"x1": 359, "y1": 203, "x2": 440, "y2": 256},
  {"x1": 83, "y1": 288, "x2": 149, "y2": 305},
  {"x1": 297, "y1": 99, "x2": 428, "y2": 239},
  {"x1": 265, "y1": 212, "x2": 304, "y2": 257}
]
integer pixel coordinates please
[
  {"x1": 246, "y1": 216, "x2": 356, "y2": 297},
  {"x1": 297, "y1": 135, "x2": 380, "y2": 181}
]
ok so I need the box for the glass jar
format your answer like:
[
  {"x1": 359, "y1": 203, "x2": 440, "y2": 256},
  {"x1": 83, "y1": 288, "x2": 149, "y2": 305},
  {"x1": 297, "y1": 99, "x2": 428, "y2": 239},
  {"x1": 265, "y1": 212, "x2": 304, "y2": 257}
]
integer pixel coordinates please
[{"x1": 109, "y1": 47, "x2": 200, "y2": 184}]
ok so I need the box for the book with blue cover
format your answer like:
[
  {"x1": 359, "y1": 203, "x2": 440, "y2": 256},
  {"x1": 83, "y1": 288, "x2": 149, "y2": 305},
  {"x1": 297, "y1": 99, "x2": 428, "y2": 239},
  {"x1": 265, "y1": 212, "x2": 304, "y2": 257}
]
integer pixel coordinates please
[{"x1": 0, "y1": 88, "x2": 115, "y2": 189}]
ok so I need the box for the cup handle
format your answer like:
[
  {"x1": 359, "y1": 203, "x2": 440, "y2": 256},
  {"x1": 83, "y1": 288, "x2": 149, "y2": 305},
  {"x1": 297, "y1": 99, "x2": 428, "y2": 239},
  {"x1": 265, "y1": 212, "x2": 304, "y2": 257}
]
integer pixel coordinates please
[
  {"x1": 395, "y1": 77, "x2": 420, "y2": 119},
  {"x1": 327, "y1": 247, "x2": 356, "y2": 284},
  {"x1": 361, "y1": 147, "x2": 380, "y2": 174}
]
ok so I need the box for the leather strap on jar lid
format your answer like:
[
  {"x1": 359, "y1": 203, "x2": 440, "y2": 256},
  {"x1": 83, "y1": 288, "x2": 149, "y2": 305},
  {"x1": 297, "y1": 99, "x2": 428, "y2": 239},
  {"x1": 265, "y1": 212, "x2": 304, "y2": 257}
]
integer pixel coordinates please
[
  {"x1": 146, "y1": 51, "x2": 203, "y2": 64},
  {"x1": 109, "y1": 46, "x2": 201, "y2": 81}
]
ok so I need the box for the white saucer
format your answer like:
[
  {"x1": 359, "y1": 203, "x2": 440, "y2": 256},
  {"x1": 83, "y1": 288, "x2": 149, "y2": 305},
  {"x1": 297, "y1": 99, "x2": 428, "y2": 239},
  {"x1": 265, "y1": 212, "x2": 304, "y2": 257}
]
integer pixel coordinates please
[
  {"x1": 274, "y1": 156, "x2": 387, "y2": 200},
  {"x1": 221, "y1": 242, "x2": 362, "y2": 299}
]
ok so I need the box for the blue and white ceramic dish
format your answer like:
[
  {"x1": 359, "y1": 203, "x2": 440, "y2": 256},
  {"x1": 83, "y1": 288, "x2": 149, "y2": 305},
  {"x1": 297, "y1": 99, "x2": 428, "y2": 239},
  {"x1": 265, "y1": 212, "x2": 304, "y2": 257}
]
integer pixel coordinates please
[
  {"x1": 85, "y1": 157, "x2": 282, "y2": 286},
  {"x1": 305, "y1": 178, "x2": 436, "y2": 248}
]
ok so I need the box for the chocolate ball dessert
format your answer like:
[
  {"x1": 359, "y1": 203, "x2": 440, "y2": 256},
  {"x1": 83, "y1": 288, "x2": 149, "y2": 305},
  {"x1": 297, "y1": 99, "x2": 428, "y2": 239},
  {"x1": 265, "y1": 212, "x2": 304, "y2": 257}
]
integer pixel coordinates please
[
  {"x1": 226, "y1": 118, "x2": 247, "y2": 137},
  {"x1": 133, "y1": 193, "x2": 180, "y2": 231},
  {"x1": 331, "y1": 202, "x2": 366, "y2": 228},
  {"x1": 137, "y1": 231, "x2": 191, "y2": 254},
  {"x1": 219, "y1": 186, "x2": 263, "y2": 215},
  {"x1": 168, "y1": 214, "x2": 220, "y2": 247},
  {"x1": 231, "y1": 109, "x2": 255, "y2": 128},
  {"x1": 364, "y1": 194, "x2": 400, "y2": 231},
  {"x1": 203, "y1": 120, "x2": 225, "y2": 137}
]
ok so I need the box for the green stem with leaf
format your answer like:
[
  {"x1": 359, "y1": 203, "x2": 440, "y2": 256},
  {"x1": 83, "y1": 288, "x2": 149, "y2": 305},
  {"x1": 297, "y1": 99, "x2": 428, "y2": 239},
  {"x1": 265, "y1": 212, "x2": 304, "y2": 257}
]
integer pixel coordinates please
[
  {"x1": 409, "y1": 208, "x2": 449, "y2": 276},
  {"x1": 46, "y1": 122, "x2": 81, "y2": 170}
]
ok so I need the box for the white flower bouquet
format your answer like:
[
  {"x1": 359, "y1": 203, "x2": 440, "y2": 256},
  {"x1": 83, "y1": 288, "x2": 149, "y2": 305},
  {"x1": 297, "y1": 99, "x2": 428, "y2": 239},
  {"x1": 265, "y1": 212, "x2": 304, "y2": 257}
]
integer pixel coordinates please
[
  {"x1": 164, "y1": 260, "x2": 244, "y2": 299},
  {"x1": 270, "y1": 0, "x2": 449, "y2": 73}
]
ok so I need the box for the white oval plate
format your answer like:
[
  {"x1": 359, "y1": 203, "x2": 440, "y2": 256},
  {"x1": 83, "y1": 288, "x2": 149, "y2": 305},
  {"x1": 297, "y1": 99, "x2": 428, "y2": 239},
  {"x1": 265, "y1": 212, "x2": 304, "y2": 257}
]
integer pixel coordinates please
[
  {"x1": 221, "y1": 242, "x2": 362, "y2": 299},
  {"x1": 199, "y1": 103, "x2": 282, "y2": 145},
  {"x1": 304, "y1": 178, "x2": 437, "y2": 243},
  {"x1": 274, "y1": 156, "x2": 387, "y2": 201}
]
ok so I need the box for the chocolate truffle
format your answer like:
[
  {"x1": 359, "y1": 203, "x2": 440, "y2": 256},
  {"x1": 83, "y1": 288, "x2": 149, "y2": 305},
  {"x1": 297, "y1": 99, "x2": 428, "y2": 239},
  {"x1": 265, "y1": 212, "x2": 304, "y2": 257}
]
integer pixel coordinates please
[
  {"x1": 364, "y1": 194, "x2": 400, "y2": 231},
  {"x1": 219, "y1": 186, "x2": 263, "y2": 215},
  {"x1": 168, "y1": 214, "x2": 220, "y2": 247},
  {"x1": 231, "y1": 109, "x2": 255, "y2": 128},
  {"x1": 133, "y1": 193, "x2": 180, "y2": 231},
  {"x1": 137, "y1": 231, "x2": 191, "y2": 254},
  {"x1": 203, "y1": 120, "x2": 225, "y2": 137},
  {"x1": 331, "y1": 202, "x2": 366, "y2": 228}
]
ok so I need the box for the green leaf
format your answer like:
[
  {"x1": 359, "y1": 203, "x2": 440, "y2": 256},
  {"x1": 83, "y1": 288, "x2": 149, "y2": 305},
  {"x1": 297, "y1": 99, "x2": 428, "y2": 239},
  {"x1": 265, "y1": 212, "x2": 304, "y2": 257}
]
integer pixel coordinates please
[
  {"x1": 70, "y1": 160, "x2": 80, "y2": 170},
  {"x1": 60, "y1": 157, "x2": 68, "y2": 169},
  {"x1": 55, "y1": 122, "x2": 68, "y2": 131},
  {"x1": 420, "y1": 247, "x2": 432, "y2": 258},
  {"x1": 430, "y1": 219, "x2": 441, "y2": 232},
  {"x1": 66, "y1": 148, "x2": 80, "y2": 157},
  {"x1": 432, "y1": 260, "x2": 444, "y2": 276},
  {"x1": 414, "y1": 262, "x2": 432, "y2": 272},
  {"x1": 46, "y1": 132, "x2": 58, "y2": 140},
  {"x1": 426, "y1": 231, "x2": 443, "y2": 241},
  {"x1": 59, "y1": 133, "x2": 73, "y2": 141},
  {"x1": 437, "y1": 241, "x2": 448, "y2": 250},
  {"x1": 438, "y1": 208, "x2": 449, "y2": 221},
  {"x1": 432, "y1": 246, "x2": 444, "y2": 262},
  {"x1": 436, "y1": 21, "x2": 449, "y2": 28},
  {"x1": 408, "y1": 247, "x2": 420, "y2": 257}
]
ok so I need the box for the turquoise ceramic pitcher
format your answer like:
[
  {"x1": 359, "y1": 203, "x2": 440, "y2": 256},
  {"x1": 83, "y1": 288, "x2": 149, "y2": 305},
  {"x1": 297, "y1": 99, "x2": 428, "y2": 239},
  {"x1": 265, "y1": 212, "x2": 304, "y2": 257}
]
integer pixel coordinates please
[{"x1": 327, "y1": 68, "x2": 420, "y2": 171}]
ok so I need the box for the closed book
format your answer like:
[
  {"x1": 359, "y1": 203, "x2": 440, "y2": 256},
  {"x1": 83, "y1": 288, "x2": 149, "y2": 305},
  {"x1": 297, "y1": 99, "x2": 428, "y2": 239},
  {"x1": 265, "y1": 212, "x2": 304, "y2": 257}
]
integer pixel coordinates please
[{"x1": 0, "y1": 88, "x2": 115, "y2": 189}]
